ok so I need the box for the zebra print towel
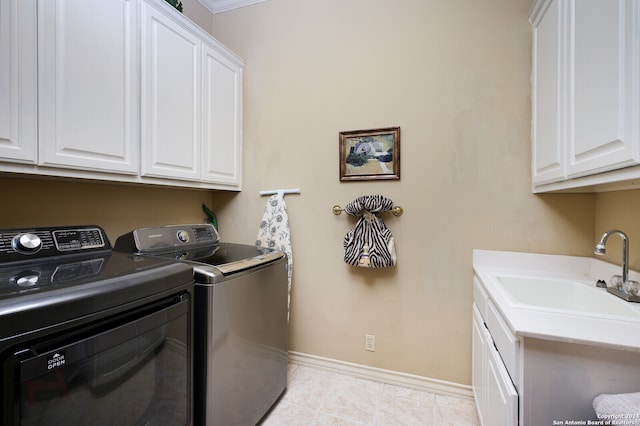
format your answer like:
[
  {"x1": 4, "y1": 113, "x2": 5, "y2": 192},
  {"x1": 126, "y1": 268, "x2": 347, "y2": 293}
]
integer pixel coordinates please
[{"x1": 343, "y1": 195, "x2": 397, "y2": 268}]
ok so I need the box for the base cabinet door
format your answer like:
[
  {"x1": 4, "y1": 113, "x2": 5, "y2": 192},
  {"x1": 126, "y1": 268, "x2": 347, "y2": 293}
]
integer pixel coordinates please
[
  {"x1": 472, "y1": 305, "x2": 487, "y2": 419},
  {"x1": 472, "y1": 303, "x2": 518, "y2": 425},
  {"x1": 37, "y1": 0, "x2": 139, "y2": 174},
  {"x1": 0, "y1": 0, "x2": 37, "y2": 163},
  {"x1": 485, "y1": 332, "x2": 518, "y2": 426}
]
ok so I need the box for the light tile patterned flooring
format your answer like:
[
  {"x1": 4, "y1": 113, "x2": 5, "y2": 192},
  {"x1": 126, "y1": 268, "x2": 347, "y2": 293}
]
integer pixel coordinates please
[{"x1": 261, "y1": 364, "x2": 480, "y2": 425}]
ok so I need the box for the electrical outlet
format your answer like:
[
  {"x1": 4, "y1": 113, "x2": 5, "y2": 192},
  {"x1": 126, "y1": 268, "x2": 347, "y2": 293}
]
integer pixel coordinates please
[{"x1": 365, "y1": 334, "x2": 375, "y2": 351}]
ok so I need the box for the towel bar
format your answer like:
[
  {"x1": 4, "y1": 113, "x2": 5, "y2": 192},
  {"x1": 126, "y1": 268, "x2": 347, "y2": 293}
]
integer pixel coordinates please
[{"x1": 332, "y1": 204, "x2": 403, "y2": 217}]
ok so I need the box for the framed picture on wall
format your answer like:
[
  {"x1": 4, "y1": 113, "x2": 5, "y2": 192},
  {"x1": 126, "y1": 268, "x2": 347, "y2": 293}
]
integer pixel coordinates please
[{"x1": 339, "y1": 127, "x2": 400, "y2": 181}]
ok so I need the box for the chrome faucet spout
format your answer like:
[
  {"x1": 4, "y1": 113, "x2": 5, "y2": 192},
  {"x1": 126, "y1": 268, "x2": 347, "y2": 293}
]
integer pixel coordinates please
[{"x1": 594, "y1": 229, "x2": 629, "y2": 284}]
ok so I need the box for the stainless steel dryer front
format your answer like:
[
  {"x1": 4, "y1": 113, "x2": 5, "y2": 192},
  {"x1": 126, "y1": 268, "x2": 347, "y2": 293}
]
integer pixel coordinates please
[{"x1": 115, "y1": 224, "x2": 288, "y2": 426}]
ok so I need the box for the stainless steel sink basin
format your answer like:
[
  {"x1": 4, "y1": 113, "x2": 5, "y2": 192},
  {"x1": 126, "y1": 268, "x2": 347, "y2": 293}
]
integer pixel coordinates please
[{"x1": 495, "y1": 275, "x2": 640, "y2": 319}]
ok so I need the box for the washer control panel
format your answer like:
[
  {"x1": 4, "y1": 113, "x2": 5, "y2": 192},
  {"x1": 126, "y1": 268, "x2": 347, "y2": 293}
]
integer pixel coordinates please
[
  {"x1": 115, "y1": 223, "x2": 220, "y2": 253},
  {"x1": 0, "y1": 226, "x2": 109, "y2": 263}
]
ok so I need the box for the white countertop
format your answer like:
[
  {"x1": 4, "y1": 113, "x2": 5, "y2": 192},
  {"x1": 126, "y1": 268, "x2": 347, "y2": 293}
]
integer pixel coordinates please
[{"x1": 473, "y1": 250, "x2": 640, "y2": 352}]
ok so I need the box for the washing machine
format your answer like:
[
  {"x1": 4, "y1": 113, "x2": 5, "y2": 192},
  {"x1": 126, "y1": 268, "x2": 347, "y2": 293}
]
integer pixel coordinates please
[{"x1": 115, "y1": 223, "x2": 288, "y2": 426}]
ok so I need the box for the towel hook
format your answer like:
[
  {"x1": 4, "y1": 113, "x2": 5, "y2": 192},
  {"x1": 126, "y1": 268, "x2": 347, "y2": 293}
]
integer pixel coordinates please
[{"x1": 332, "y1": 204, "x2": 404, "y2": 217}]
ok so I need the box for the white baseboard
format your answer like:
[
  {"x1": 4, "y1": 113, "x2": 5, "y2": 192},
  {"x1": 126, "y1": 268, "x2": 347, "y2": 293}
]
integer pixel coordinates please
[{"x1": 288, "y1": 351, "x2": 474, "y2": 400}]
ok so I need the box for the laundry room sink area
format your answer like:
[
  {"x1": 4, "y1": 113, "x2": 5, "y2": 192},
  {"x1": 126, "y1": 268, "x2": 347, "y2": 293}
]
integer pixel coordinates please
[
  {"x1": 473, "y1": 249, "x2": 640, "y2": 350},
  {"x1": 472, "y1": 250, "x2": 640, "y2": 425},
  {"x1": 493, "y1": 275, "x2": 640, "y2": 320}
]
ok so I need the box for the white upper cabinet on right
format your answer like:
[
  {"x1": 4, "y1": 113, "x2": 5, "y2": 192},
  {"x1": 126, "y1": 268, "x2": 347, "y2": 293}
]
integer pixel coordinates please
[{"x1": 530, "y1": 0, "x2": 640, "y2": 192}]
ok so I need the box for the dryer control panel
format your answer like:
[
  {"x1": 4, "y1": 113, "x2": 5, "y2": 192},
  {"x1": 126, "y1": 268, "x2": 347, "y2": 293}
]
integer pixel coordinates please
[{"x1": 0, "y1": 226, "x2": 109, "y2": 263}]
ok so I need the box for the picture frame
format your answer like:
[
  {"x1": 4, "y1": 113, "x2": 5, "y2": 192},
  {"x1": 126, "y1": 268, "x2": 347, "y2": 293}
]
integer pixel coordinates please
[{"x1": 339, "y1": 127, "x2": 400, "y2": 181}]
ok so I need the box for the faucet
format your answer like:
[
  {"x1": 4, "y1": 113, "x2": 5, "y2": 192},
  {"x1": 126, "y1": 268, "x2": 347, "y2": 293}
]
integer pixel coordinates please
[{"x1": 594, "y1": 229, "x2": 629, "y2": 285}]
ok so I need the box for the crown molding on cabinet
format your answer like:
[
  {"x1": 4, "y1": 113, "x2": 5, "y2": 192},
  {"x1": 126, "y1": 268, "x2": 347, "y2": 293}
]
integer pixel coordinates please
[{"x1": 196, "y1": 0, "x2": 267, "y2": 14}]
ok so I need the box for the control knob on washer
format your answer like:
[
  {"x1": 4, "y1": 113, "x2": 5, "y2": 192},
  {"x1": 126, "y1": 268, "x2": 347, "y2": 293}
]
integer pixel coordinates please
[
  {"x1": 11, "y1": 270, "x2": 40, "y2": 287},
  {"x1": 12, "y1": 233, "x2": 42, "y2": 253},
  {"x1": 176, "y1": 230, "x2": 190, "y2": 243}
]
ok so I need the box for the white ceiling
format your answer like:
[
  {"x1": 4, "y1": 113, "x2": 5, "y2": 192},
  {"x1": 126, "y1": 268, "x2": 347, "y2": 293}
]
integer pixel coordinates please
[{"x1": 196, "y1": 0, "x2": 267, "y2": 14}]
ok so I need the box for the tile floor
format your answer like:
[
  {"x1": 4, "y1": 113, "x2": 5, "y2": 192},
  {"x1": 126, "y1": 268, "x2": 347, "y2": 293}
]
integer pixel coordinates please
[{"x1": 261, "y1": 364, "x2": 480, "y2": 426}]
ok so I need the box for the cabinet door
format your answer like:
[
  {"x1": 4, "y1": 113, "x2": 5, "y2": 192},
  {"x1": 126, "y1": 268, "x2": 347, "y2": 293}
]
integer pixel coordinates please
[
  {"x1": 0, "y1": 0, "x2": 37, "y2": 163},
  {"x1": 471, "y1": 305, "x2": 486, "y2": 423},
  {"x1": 140, "y1": 0, "x2": 201, "y2": 181},
  {"x1": 201, "y1": 43, "x2": 242, "y2": 186},
  {"x1": 567, "y1": 0, "x2": 640, "y2": 177},
  {"x1": 38, "y1": 0, "x2": 139, "y2": 174},
  {"x1": 531, "y1": 0, "x2": 565, "y2": 184},
  {"x1": 485, "y1": 328, "x2": 519, "y2": 426}
]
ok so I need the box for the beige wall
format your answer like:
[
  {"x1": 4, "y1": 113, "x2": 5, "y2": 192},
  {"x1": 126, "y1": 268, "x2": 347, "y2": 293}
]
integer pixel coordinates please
[
  {"x1": 206, "y1": 0, "x2": 595, "y2": 385},
  {"x1": 0, "y1": 176, "x2": 213, "y2": 242}
]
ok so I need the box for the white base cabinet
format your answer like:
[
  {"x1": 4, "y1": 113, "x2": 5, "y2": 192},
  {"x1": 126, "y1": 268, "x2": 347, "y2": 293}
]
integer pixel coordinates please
[
  {"x1": 472, "y1": 304, "x2": 518, "y2": 426},
  {"x1": 473, "y1": 269, "x2": 640, "y2": 425},
  {"x1": 530, "y1": 0, "x2": 640, "y2": 192},
  {"x1": 0, "y1": 0, "x2": 244, "y2": 190}
]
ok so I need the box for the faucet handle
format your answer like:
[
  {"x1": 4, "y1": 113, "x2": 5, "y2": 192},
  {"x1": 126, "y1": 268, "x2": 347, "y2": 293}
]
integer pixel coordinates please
[
  {"x1": 610, "y1": 275, "x2": 624, "y2": 290},
  {"x1": 596, "y1": 279, "x2": 607, "y2": 288},
  {"x1": 623, "y1": 280, "x2": 640, "y2": 297}
]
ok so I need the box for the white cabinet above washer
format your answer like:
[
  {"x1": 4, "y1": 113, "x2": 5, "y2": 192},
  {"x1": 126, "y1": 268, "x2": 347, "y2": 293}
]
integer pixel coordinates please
[
  {"x1": 0, "y1": 0, "x2": 37, "y2": 164},
  {"x1": 140, "y1": 0, "x2": 243, "y2": 187},
  {"x1": 0, "y1": 0, "x2": 244, "y2": 191},
  {"x1": 38, "y1": 0, "x2": 140, "y2": 175},
  {"x1": 140, "y1": 0, "x2": 201, "y2": 181}
]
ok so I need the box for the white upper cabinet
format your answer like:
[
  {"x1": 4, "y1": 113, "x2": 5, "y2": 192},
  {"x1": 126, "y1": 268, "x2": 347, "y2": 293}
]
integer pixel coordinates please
[
  {"x1": 201, "y1": 42, "x2": 242, "y2": 185},
  {"x1": 530, "y1": 0, "x2": 640, "y2": 192},
  {"x1": 140, "y1": 0, "x2": 244, "y2": 187},
  {"x1": 0, "y1": 0, "x2": 37, "y2": 163},
  {"x1": 568, "y1": 0, "x2": 639, "y2": 177},
  {"x1": 38, "y1": 0, "x2": 139, "y2": 174},
  {"x1": 531, "y1": 0, "x2": 564, "y2": 185},
  {"x1": 0, "y1": 0, "x2": 243, "y2": 190},
  {"x1": 140, "y1": 0, "x2": 201, "y2": 181}
]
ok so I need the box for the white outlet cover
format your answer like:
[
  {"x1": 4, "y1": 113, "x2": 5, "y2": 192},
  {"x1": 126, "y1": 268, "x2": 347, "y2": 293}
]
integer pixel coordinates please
[
  {"x1": 196, "y1": 0, "x2": 267, "y2": 14},
  {"x1": 365, "y1": 334, "x2": 375, "y2": 351}
]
